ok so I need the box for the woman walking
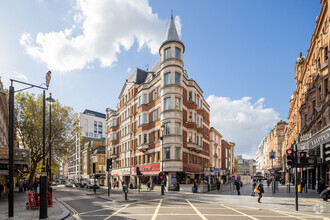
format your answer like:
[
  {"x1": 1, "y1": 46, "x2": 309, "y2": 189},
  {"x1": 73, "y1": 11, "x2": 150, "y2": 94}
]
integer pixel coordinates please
[{"x1": 255, "y1": 180, "x2": 264, "y2": 203}]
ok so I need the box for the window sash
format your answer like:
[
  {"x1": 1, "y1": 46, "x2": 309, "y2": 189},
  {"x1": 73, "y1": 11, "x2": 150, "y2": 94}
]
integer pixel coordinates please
[
  {"x1": 165, "y1": 48, "x2": 171, "y2": 59},
  {"x1": 165, "y1": 148, "x2": 170, "y2": 159},
  {"x1": 175, "y1": 48, "x2": 180, "y2": 59},
  {"x1": 175, "y1": 73, "x2": 180, "y2": 85},
  {"x1": 164, "y1": 98, "x2": 170, "y2": 110},
  {"x1": 165, "y1": 73, "x2": 170, "y2": 85}
]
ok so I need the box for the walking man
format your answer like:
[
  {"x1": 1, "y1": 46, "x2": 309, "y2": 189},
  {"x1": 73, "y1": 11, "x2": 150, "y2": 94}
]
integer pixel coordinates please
[
  {"x1": 257, "y1": 180, "x2": 264, "y2": 203},
  {"x1": 217, "y1": 179, "x2": 221, "y2": 192},
  {"x1": 193, "y1": 179, "x2": 198, "y2": 193},
  {"x1": 235, "y1": 180, "x2": 241, "y2": 195}
]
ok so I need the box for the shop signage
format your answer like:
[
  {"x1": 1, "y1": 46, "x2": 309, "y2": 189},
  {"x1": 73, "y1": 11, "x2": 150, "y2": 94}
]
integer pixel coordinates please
[
  {"x1": 300, "y1": 132, "x2": 311, "y2": 142},
  {"x1": 308, "y1": 129, "x2": 330, "y2": 149},
  {"x1": 0, "y1": 148, "x2": 30, "y2": 164},
  {"x1": 215, "y1": 168, "x2": 219, "y2": 173}
]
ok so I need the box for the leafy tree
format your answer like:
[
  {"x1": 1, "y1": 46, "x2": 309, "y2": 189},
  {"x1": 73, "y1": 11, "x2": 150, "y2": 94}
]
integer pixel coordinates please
[{"x1": 14, "y1": 92, "x2": 78, "y2": 188}]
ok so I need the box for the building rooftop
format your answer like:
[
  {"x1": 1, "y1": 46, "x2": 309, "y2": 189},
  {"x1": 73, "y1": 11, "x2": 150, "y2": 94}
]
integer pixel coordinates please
[
  {"x1": 82, "y1": 109, "x2": 106, "y2": 119},
  {"x1": 160, "y1": 13, "x2": 184, "y2": 51}
]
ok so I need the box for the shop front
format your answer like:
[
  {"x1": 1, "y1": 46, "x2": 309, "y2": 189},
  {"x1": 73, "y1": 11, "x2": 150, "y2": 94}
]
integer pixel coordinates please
[
  {"x1": 132, "y1": 164, "x2": 161, "y2": 190},
  {"x1": 297, "y1": 127, "x2": 330, "y2": 191}
]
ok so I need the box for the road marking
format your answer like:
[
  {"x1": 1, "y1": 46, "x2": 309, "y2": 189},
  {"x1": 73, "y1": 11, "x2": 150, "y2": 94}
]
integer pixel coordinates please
[
  {"x1": 186, "y1": 199, "x2": 208, "y2": 220},
  {"x1": 104, "y1": 204, "x2": 130, "y2": 220},
  {"x1": 271, "y1": 210, "x2": 307, "y2": 220},
  {"x1": 60, "y1": 199, "x2": 81, "y2": 220},
  {"x1": 221, "y1": 204, "x2": 258, "y2": 220},
  {"x1": 151, "y1": 199, "x2": 163, "y2": 220}
]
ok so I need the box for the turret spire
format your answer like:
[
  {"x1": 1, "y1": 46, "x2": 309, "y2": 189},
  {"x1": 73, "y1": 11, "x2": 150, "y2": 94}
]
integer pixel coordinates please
[{"x1": 160, "y1": 11, "x2": 184, "y2": 52}]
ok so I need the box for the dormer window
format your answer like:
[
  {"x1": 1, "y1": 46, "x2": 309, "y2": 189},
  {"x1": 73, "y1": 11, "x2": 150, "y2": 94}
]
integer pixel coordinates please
[
  {"x1": 175, "y1": 48, "x2": 181, "y2": 59},
  {"x1": 165, "y1": 47, "x2": 171, "y2": 59}
]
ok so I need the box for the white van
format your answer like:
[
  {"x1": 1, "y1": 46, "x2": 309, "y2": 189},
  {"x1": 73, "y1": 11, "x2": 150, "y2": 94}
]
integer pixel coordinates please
[{"x1": 86, "y1": 179, "x2": 100, "y2": 189}]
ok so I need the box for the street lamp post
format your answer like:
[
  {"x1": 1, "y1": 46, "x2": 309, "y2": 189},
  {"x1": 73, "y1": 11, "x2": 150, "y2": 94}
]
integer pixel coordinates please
[
  {"x1": 160, "y1": 124, "x2": 165, "y2": 196},
  {"x1": 8, "y1": 71, "x2": 51, "y2": 218},
  {"x1": 46, "y1": 93, "x2": 55, "y2": 196}
]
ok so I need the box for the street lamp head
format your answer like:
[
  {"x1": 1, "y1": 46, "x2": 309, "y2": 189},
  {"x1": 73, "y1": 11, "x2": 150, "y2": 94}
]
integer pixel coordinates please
[
  {"x1": 161, "y1": 123, "x2": 165, "y2": 132},
  {"x1": 46, "y1": 93, "x2": 55, "y2": 104},
  {"x1": 45, "y1": 71, "x2": 51, "y2": 88}
]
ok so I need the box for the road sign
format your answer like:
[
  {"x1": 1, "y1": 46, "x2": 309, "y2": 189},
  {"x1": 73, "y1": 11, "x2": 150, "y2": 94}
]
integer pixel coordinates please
[
  {"x1": 270, "y1": 169, "x2": 275, "y2": 174},
  {"x1": 269, "y1": 151, "x2": 276, "y2": 159}
]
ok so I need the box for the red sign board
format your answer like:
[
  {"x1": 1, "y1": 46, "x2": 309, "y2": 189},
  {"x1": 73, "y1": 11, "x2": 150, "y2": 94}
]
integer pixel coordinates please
[{"x1": 183, "y1": 164, "x2": 203, "y2": 173}]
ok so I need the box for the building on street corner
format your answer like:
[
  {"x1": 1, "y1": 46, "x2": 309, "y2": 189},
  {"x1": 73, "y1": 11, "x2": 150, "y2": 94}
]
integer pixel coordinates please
[
  {"x1": 106, "y1": 14, "x2": 212, "y2": 191},
  {"x1": 285, "y1": 0, "x2": 329, "y2": 190}
]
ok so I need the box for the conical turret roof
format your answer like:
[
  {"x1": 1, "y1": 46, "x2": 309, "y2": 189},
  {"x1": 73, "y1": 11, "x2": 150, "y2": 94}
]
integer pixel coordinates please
[{"x1": 160, "y1": 14, "x2": 184, "y2": 51}]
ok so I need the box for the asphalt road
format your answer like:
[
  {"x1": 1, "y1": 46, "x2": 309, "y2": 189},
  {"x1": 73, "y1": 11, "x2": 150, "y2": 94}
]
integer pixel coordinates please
[{"x1": 53, "y1": 186, "x2": 326, "y2": 220}]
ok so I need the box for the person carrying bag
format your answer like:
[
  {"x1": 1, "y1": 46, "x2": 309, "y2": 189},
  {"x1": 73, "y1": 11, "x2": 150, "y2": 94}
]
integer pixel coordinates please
[{"x1": 254, "y1": 181, "x2": 264, "y2": 203}]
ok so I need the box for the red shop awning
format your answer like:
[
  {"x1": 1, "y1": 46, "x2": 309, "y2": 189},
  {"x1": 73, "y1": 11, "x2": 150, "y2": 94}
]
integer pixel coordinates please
[{"x1": 132, "y1": 171, "x2": 160, "y2": 176}]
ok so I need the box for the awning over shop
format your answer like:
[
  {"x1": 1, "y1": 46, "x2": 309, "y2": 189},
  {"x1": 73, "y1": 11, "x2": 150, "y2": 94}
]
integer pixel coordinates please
[{"x1": 132, "y1": 171, "x2": 160, "y2": 176}]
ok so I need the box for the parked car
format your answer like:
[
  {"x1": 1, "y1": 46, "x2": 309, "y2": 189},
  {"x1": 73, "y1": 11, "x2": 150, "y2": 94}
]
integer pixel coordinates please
[
  {"x1": 65, "y1": 181, "x2": 73, "y2": 187},
  {"x1": 52, "y1": 181, "x2": 57, "y2": 186},
  {"x1": 86, "y1": 179, "x2": 99, "y2": 189}
]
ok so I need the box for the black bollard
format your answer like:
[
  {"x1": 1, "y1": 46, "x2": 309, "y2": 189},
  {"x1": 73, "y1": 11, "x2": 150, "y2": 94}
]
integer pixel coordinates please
[{"x1": 125, "y1": 192, "x2": 127, "y2": 200}]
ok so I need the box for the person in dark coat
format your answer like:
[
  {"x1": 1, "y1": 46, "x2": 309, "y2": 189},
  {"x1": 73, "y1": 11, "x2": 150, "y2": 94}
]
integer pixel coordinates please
[
  {"x1": 235, "y1": 180, "x2": 241, "y2": 195},
  {"x1": 257, "y1": 181, "x2": 265, "y2": 203},
  {"x1": 193, "y1": 179, "x2": 198, "y2": 193},
  {"x1": 217, "y1": 179, "x2": 221, "y2": 191},
  {"x1": 300, "y1": 179, "x2": 305, "y2": 193}
]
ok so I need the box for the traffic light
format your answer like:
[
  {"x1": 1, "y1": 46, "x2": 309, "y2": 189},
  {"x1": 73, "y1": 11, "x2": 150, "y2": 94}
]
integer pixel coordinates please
[
  {"x1": 299, "y1": 152, "x2": 307, "y2": 164},
  {"x1": 159, "y1": 172, "x2": 164, "y2": 181},
  {"x1": 324, "y1": 144, "x2": 330, "y2": 162},
  {"x1": 107, "y1": 159, "x2": 112, "y2": 171},
  {"x1": 286, "y1": 149, "x2": 294, "y2": 166},
  {"x1": 136, "y1": 167, "x2": 142, "y2": 176}
]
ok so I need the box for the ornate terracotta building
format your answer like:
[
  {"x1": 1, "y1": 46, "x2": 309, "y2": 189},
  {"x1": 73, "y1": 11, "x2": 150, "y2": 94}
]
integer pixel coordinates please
[
  {"x1": 106, "y1": 14, "x2": 210, "y2": 190},
  {"x1": 286, "y1": 0, "x2": 330, "y2": 189}
]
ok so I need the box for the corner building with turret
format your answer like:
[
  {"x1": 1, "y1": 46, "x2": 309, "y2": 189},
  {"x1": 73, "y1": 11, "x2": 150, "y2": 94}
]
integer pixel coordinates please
[{"x1": 106, "y1": 15, "x2": 210, "y2": 190}]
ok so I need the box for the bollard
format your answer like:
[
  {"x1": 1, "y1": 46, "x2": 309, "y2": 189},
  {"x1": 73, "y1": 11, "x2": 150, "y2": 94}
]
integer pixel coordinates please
[
  {"x1": 125, "y1": 192, "x2": 127, "y2": 200},
  {"x1": 305, "y1": 184, "x2": 307, "y2": 193},
  {"x1": 287, "y1": 184, "x2": 290, "y2": 193}
]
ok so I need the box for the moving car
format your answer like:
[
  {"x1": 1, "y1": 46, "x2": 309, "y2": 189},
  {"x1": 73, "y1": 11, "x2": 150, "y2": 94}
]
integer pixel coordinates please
[{"x1": 80, "y1": 178, "x2": 89, "y2": 188}]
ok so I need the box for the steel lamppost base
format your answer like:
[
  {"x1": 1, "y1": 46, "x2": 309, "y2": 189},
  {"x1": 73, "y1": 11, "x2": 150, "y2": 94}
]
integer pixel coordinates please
[{"x1": 39, "y1": 175, "x2": 48, "y2": 219}]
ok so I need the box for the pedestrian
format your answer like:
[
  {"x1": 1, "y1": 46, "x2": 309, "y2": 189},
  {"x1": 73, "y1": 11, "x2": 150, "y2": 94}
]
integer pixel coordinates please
[
  {"x1": 23, "y1": 181, "x2": 27, "y2": 192},
  {"x1": 0, "y1": 183, "x2": 4, "y2": 200},
  {"x1": 256, "y1": 180, "x2": 264, "y2": 203},
  {"x1": 267, "y1": 178, "x2": 270, "y2": 188},
  {"x1": 251, "y1": 179, "x2": 256, "y2": 196},
  {"x1": 147, "y1": 181, "x2": 151, "y2": 191},
  {"x1": 217, "y1": 179, "x2": 221, "y2": 192},
  {"x1": 235, "y1": 180, "x2": 241, "y2": 195},
  {"x1": 193, "y1": 179, "x2": 198, "y2": 193},
  {"x1": 300, "y1": 179, "x2": 305, "y2": 193}
]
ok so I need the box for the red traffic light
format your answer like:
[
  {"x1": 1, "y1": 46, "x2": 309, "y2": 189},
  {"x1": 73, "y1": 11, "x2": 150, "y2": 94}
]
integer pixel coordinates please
[
  {"x1": 286, "y1": 149, "x2": 293, "y2": 155},
  {"x1": 300, "y1": 152, "x2": 306, "y2": 157}
]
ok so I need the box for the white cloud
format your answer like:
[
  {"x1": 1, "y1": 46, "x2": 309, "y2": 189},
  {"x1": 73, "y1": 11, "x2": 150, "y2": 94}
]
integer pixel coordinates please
[
  {"x1": 13, "y1": 71, "x2": 28, "y2": 82},
  {"x1": 174, "y1": 16, "x2": 182, "y2": 38},
  {"x1": 127, "y1": 68, "x2": 132, "y2": 73},
  {"x1": 19, "y1": 0, "x2": 181, "y2": 72},
  {"x1": 206, "y1": 95, "x2": 280, "y2": 158}
]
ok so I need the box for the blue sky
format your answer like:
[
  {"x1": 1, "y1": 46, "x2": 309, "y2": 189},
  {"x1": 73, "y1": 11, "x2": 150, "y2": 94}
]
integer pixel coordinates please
[{"x1": 0, "y1": 0, "x2": 322, "y2": 157}]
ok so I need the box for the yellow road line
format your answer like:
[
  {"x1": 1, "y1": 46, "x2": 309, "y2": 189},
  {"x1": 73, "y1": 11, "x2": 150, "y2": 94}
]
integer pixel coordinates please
[
  {"x1": 151, "y1": 199, "x2": 163, "y2": 220},
  {"x1": 221, "y1": 204, "x2": 258, "y2": 220},
  {"x1": 186, "y1": 199, "x2": 208, "y2": 220},
  {"x1": 104, "y1": 204, "x2": 130, "y2": 220},
  {"x1": 60, "y1": 200, "x2": 81, "y2": 220}
]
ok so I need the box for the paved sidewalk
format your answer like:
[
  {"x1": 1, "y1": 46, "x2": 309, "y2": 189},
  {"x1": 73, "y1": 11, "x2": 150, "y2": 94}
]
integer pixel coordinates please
[{"x1": 0, "y1": 191, "x2": 69, "y2": 220}]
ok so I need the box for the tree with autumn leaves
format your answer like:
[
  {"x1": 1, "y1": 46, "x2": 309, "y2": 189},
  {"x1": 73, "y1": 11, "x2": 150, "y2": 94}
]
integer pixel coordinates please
[{"x1": 14, "y1": 92, "x2": 79, "y2": 188}]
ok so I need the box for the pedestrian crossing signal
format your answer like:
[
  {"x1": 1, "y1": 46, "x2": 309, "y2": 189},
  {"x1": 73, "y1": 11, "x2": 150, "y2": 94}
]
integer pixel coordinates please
[
  {"x1": 299, "y1": 152, "x2": 307, "y2": 164},
  {"x1": 286, "y1": 149, "x2": 294, "y2": 166}
]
